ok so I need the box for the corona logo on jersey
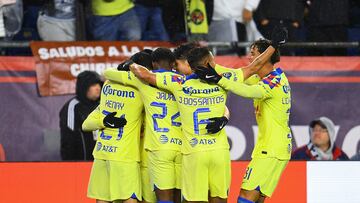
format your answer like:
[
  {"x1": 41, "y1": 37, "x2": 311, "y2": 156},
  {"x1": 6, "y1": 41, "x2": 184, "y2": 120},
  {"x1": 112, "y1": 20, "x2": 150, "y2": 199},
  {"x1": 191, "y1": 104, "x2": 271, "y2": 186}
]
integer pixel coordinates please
[
  {"x1": 182, "y1": 86, "x2": 220, "y2": 95},
  {"x1": 102, "y1": 84, "x2": 135, "y2": 98}
]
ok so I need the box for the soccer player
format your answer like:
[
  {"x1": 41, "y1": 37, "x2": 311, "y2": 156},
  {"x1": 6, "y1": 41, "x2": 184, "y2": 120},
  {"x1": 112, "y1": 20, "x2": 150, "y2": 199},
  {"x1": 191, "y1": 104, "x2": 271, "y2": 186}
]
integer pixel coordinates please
[
  {"x1": 105, "y1": 47, "x2": 230, "y2": 203},
  {"x1": 82, "y1": 68, "x2": 144, "y2": 202},
  {"x1": 195, "y1": 28, "x2": 290, "y2": 203},
  {"x1": 124, "y1": 47, "x2": 233, "y2": 203},
  {"x1": 105, "y1": 48, "x2": 183, "y2": 203},
  {"x1": 173, "y1": 42, "x2": 200, "y2": 76}
]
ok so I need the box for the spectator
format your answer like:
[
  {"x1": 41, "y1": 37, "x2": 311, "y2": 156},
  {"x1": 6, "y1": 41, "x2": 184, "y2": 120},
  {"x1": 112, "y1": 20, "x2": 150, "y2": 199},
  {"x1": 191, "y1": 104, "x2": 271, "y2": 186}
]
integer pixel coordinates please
[
  {"x1": 89, "y1": 0, "x2": 141, "y2": 41},
  {"x1": 134, "y1": 0, "x2": 169, "y2": 41},
  {"x1": 0, "y1": 0, "x2": 23, "y2": 39},
  {"x1": 59, "y1": 71, "x2": 103, "y2": 161},
  {"x1": 0, "y1": 143, "x2": 5, "y2": 161},
  {"x1": 37, "y1": 0, "x2": 76, "y2": 41},
  {"x1": 306, "y1": 0, "x2": 349, "y2": 56},
  {"x1": 292, "y1": 117, "x2": 349, "y2": 160},
  {"x1": 209, "y1": 0, "x2": 262, "y2": 55},
  {"x1": 255, "y1": 0, "x2": 305, "y2": 55}
]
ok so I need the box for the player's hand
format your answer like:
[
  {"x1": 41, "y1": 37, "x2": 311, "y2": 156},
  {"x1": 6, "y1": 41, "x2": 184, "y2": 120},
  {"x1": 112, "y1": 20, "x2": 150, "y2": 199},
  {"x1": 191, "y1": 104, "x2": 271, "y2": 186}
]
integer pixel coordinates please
[
  {"x1": 103, "y1": 112, "x2": 127, "y2": 128},
  {"x1": 206, "y1": 116, "x2": 229, "y2": 134},
  {"x1": 194, "y1": 63, "x2": 222, "y2": 84},
  {"x1": 271, "y1": 24, "x2": 288, "y2": 49},
  {"x1": 117, "y1": 60, "x2": 134, "y2": 71}
]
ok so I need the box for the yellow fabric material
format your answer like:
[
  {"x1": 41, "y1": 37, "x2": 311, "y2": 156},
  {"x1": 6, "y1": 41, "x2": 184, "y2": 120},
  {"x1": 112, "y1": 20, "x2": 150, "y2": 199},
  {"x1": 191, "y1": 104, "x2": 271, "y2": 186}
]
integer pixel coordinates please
[
  {"x1": 241, "y1": 157, "x2": 288, "y2": 197},
  {"x1": 187, "y1": 0, "x2": 208, "y2": 34},
  {"x1": 181, "y1": 150, "x2": 231, "y2": 201},
  {"x1": 91, "y1": 80, "x2": 143, "y2": 162},
  {"x1": 155, "y1": 72, "x2": 229, "y2": 154},
  {"x1": 91, "y1": 0, "x2": 134, "y2": 16},
  {"x1": 148, "y1": 150, "x2": 182, "y2": 190},
  {"x1": 104, "y1": 69, "x2": 183, "y2": 152},
  {"x1": 217, "y1": 68, "x2": 292, "y2": 160},
  {"x1": 87, "y1": 159, "x2": 142, "y2": 201}
]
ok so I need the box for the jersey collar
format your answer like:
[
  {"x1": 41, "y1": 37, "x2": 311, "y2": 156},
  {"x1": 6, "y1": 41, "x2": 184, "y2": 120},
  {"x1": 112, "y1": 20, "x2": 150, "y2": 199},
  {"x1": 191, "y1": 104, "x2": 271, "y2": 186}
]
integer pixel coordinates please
[{"x1": 185, "y1": 73, "x2": 199, "y2": 81}]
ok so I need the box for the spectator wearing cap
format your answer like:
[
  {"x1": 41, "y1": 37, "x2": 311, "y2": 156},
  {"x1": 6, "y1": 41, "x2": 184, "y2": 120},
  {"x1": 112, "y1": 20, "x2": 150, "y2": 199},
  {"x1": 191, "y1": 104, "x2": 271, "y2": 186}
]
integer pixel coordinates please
[{"x1": 292, "y1": 117, "x2": 349, "y2": 160}]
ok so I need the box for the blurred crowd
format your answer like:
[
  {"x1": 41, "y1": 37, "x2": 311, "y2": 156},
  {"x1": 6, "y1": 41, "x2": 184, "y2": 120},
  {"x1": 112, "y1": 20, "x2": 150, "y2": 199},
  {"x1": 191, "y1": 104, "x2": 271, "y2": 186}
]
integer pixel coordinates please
[{"x1": 0, "y1": 0, "x2": 359, "y2": 56}]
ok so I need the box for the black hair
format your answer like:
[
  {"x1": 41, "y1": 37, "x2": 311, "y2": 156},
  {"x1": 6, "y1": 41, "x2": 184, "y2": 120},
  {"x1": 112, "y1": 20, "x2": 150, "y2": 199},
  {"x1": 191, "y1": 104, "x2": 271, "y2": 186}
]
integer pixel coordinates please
[
  {"x1": 173, "y1": 42, "x2": 199, "y2": 60},
  {"x1": 186, "y1": 47, "x2": 211, "y2": 70},
  {"x1": 76, "y1": 71, "x2": 102, "y2": 104},
  {"x1": 130, "y1": 51, "x2": 153, "y2": 70},
  {"x1": 250, "y1": 39, "x2": 280, "y2": 64},
  {"x1": 152, "y1": 47, "x2": 176, "y2": 64},
  {"x1": 142, "y1": 49, "x2": 153, "y2": 55}
]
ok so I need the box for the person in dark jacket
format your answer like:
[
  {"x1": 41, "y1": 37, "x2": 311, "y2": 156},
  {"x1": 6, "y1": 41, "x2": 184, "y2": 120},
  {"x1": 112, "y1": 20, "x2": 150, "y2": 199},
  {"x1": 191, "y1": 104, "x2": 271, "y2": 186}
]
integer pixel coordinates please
[
  {"x1": 134, "y1": 0, "x2": 169, "y2": 41},
  {"x1": 59, "y1": 71, "x2": 103, "y2": 161},
  {"x1": 255, "y1": 0, "x2": 305, "y2": 55},
  {"x1": 306, "y1": 0, "x2": 349, "y2": 56},
  {"x1": 292, "y1": 117, "x2": 349, "y2": 160}
]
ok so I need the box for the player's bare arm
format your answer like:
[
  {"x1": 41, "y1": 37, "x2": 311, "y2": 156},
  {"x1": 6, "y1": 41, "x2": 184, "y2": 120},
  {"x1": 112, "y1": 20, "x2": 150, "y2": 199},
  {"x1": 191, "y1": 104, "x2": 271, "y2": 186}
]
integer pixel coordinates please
[
  {"x1": 130, "y1": 63, "x2": 157, "y2": 86},
  {"x1": 242, "y1": 46, "x2": 276, "y2": 80}
]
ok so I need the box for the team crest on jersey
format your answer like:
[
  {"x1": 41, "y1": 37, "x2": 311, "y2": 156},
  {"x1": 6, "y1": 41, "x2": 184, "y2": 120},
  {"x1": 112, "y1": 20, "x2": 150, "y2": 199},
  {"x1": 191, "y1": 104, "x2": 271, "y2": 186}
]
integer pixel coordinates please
[
  {"x1": 171, "y1": 75, "x2": 183, "y2": 84},
  {"x1": 190, "y1": 9, "x2": 204, "y2": 25},
  {"x1": 190, "y1": 138, "x2": 198, "y2": 147},
  {"x1": 222, "y1": 72, "x2": 232, "y2": 79},
  {"x1": 159, "y1": 135, "x2": 169, "y2": 144}
]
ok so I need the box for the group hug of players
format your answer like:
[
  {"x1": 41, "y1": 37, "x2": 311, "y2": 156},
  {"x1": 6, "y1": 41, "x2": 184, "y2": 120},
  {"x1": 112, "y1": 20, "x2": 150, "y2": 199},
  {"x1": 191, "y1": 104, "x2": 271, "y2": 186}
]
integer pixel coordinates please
[{"x1": 82, "y1": 26, "x2": 291, "y2": 203}]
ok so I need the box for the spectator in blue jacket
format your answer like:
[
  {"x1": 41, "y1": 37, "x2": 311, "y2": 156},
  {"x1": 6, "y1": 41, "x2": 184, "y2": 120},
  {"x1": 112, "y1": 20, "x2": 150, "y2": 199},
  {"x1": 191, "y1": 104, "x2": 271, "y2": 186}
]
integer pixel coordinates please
[{"x1": 292, "y1": 117, "x2": 349, "y2": 160}]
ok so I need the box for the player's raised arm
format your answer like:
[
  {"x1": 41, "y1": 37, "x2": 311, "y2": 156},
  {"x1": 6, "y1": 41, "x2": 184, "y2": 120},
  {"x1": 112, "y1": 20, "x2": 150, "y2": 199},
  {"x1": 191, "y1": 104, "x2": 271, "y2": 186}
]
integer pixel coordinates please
[
  {"x1": 241, "y1": 25, "x2": 288, "y2": 79},
  {"x1": 104, "y1": 68, "x2": 127, "y2": 83},
  {"x1": 104, "y1": 68, "x2": 139, "y2": 88},
  {"x1": 218, "y1": 80, "x2": 267, "y2": 99},
  {"x1": 130, "y1": 63, "x2": 157, "y2": 86}
]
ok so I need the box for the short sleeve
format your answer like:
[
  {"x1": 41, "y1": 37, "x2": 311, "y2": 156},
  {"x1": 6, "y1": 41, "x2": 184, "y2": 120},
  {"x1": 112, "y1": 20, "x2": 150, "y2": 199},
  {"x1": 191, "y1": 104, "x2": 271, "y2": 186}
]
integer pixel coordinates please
[
  {"x1": 215, "y1": 64, "x2": 244, "y2": 83},
  {"x1": 104, "y1": 68, "x2": 139, "y2": 87},
  {"x1": 155, "y1": 72, "x2": 183, "y2": 92}
]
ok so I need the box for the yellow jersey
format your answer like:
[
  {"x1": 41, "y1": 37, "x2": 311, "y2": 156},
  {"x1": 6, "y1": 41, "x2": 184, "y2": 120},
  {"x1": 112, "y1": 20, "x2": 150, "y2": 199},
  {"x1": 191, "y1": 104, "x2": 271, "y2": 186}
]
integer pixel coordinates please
[
  {"x1": 91, "y1": 0, "x2": 134, "y2": 16},
  {"x1": 155, "y1": 72, "x2": 229, "y2": 154},
  {"x1": 104, "y1": 69, "x2": 183, "y2": 152},
  {"x1": 217, "y1": 67, "x2": 292, "y2": 160},
  {"x1": 84, "y1": 80, "x2": 143, "y2": 162}
]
